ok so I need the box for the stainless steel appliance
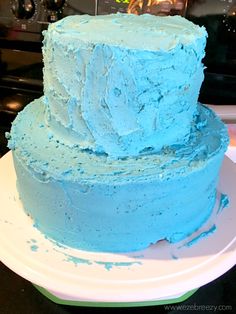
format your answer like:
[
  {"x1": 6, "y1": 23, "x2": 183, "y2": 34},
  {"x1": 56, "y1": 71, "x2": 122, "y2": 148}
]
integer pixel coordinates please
[{"x1": 0, "y1": 0, "x2": 235, "y2": 155}]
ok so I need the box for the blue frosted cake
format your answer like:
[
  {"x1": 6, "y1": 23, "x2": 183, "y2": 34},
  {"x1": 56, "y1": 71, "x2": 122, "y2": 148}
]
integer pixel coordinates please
[{"x1": 7, "y1": 14, "x2": 229, "y2": 252}]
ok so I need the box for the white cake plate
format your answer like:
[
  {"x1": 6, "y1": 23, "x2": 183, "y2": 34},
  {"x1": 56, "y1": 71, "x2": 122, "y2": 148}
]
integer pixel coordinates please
[{"x1": 0, "y1": 152, "x2": 236, "y2": 307}]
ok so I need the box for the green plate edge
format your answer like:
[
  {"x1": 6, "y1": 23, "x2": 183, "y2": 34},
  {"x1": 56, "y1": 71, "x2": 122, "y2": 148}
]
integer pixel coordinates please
[{"x1": 33, "y1": 284, "x2": 198, "y2": 307}]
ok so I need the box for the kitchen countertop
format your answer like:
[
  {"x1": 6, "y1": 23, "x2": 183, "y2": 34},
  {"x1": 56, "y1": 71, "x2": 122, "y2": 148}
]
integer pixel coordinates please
[{"x1": 0, "y1": 262, "x2": 235, "y2": 314}]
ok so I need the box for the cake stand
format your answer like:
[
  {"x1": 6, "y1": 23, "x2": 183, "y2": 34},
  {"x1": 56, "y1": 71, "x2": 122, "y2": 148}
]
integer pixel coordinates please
[{"x1": 0, "y1": 152, "x2": 236, "y2": 307}]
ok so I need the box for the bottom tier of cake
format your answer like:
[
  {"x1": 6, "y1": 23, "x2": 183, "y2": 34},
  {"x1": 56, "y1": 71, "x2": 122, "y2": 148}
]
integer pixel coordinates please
[{"x1": 8, "y1": 98, "x2": 229, "y2": 252}]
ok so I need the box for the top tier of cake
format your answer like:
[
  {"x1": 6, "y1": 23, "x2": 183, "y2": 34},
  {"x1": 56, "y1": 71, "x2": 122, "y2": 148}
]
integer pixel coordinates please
[{"x1": 43, "y1": 14, "x2": 207, "y2": 158}]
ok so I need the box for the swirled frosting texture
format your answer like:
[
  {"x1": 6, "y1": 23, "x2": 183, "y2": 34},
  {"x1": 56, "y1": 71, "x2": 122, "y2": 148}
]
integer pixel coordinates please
[
  {"x1": 43, "y1": 14, "x2": 207, "y2": 158},
  {"x1": 7, "y1": 14, "x2": 229, "y2": 252},
  {"x1": 8, "y1": 99, "x2": 229, "y2": 252}
]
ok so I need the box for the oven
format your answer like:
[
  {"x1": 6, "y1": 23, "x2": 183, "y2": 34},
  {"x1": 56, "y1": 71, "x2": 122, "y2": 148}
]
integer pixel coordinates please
[
  {"x1": 0, "y1": 0, "x2": 236, "y2": 156},
  {"x1": 0, "y1": 47, "x2": 43, "y2": 155}
]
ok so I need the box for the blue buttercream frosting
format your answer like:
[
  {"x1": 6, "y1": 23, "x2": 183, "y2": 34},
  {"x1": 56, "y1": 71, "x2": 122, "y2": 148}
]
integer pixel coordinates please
[
  {"x1": 7, "y1": 14, "x2": 229, "y2": 252},
  {"x1": 7, "y1": 99, "x2": 229, "y2": 252},
  {"x1": 43, "y1": 14, "x2": 207, "y2": 158},
  {"x1": 8, "y1": 99, "x2": 228, "y2": 183}
]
